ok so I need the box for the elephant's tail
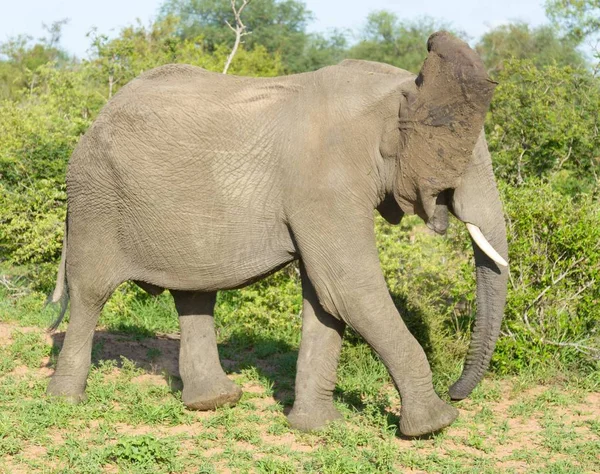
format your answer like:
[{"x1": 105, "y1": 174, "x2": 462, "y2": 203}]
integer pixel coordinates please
[{"x1": 46, "y1": 216, "x2": 69, "y2": 332}]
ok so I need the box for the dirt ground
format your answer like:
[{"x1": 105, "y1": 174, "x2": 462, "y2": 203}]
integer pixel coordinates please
[{"x1": 0, "y1": 321, "x2": 598, "y2": 473}]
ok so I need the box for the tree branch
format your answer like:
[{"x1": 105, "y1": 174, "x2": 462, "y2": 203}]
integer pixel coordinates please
[
  {"x1": 539, "y1": 338, "x2": 600, "y2": 360},
  {"x1": 223, "y1": 0, "x2": 252, "y2": 75},
  {"x1": 524, "y1": 252, "x2": 590, "y2": 315}
]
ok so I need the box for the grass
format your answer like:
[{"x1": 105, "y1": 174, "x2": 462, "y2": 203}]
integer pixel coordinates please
[{"x1": 0, "y1": 285, "x2": 598, "y2": 473}]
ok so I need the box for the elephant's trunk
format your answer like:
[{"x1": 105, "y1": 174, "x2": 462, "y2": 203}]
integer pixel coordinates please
[
  {"x1": 448, "y1": 223, "x2": 508, "y2": 399},
  {"x1": 449, "y1": 134, "x2": 509, "y2": 400}
]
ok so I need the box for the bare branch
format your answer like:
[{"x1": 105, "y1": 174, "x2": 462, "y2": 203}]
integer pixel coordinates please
[
  {"x1": 224, "y1": 20, "x2": 236, "y2": 33},
  {"x1": 556, "y1": 144, "x2": 572, "y2": 170},
  {"x1": 0, "y1": 275, "x2": 29, "y2": 298},
  {"x1": 539, "y1": 338, "x2": 600, "y2": 360},
  {"x1": 223, "y1": 0, "x2": 253, "y2": 74},
  {"x1": 524, "y1": 251, "x2": 592, "y2": 315},
  {"x1": 516, "y1": 148, "x2": 525, "y2": 185}
]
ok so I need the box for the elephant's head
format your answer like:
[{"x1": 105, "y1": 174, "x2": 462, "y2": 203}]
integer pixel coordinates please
[{"x1": 392, "y1": 32, "x2": 509, "y2": 400}]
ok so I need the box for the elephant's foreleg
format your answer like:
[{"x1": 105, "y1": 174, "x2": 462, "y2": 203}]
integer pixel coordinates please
[
  {"x1": 291, "y1": 207, "x2": 458, "y2": 437},
  {"x1": 287, "y1": 265, "x2": 346, "y2": 431},
  {"x1": 171, "y1": 290, "x2": 242, "y2": 410}
]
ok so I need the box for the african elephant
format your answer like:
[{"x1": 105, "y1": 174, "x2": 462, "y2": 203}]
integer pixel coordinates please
[{"x1": 47, "y1": 31, "x2": 508, "y2": 437}]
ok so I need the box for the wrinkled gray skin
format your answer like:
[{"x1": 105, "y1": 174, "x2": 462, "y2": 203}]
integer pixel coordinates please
[{"x1": 47, "y1": 32, "x2": 508, "y2": 437}]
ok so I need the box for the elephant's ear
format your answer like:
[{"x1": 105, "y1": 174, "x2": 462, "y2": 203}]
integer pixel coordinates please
[{"x1": 394, "y1": 31, "x2": 497, "y2": 222}]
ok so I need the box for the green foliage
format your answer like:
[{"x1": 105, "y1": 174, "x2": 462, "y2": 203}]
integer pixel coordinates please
[
  {"x1": 494, "y1": 181, "x2": 600, "y2": 372},
  {"x1": 376, "y1": 180, "x2": 600, "y2": 375},
  {"x1": 546, "y1": 0, "x2": 600, "y2": 43},
  {"x1": 87, "y1": 18, "x2": 283, "y2": 100},
  {"x1": 216, "y1": 266, "x2": 302, "y2": 346},
  {"x1": 213, "y1": 43, "x2": 283, "y2": 77},
  {"x1": 348, "y1": 13, "x2": 461, "y2": 73},
  {"x1": 487, "y1": 59, "x2": 600, "y2": 192},
  {"x1": 293, "y1": 30, "x2": 349, "y2": 72},
  {"x1": 0, "y1": 66, "x2": 97, "y2": 187},
  {"x1": 0, "y1": 20, "x2": 71, "y2": 100},
  {"x1": 476, "y1": 22, "x2": 585, "y2": 73},
  {"x1": 159, "y1": 0, "x2": 312, "y2": 72},
  {"x1": 108, "y1": 434, "x2": 177, "y2": 467},
  {"x1": 375, "y1": 216, "x2": 474, "y2": 375},
  {"x1": 0, "y1": 180, "x2": 65, "y2": 289},
  {"x1": 0, "y1": 62, "x2": 92, "y2": 288}
]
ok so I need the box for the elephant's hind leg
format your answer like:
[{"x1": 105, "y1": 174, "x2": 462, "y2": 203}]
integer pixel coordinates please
[
  {"x1": 287, "y1": 265, "x2": 346, "y2": 431},
  {"x1": 47, "y1": 280, "x2": 118, "y2": 402},
  {"x1": 171, "y1": 290, "x2": 242, "y2": 410}
]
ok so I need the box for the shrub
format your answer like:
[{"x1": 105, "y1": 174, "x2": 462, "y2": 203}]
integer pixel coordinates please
[
  {"x1": 0, "y1": 66, "x2": 97, "y2": 187},
  {"x1": 87, "y1": 19, "x2": 283, "y2": 100},
  {"x1": 376, "y1": 179, "x2": 600, "y2": 376},
  {"x1": 0, "y1": 64, "x2": 96, "y2": 290},
  {"x1": 487, "y1": 59, "x2": 600, "y2": 194},
  {"x1": 494, "y1": 180, "x2": 600, "y2": 372},
  {"x1": 375, "y1": 215, "x2": 474, "y2": 376},
  {"x1": 0, "y1": 179, "x2": 65, "y2": 290}
]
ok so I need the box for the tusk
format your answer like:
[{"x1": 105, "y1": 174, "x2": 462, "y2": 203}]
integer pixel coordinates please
[{"x1": 466, "y1": 223, "x2": 508, "y2": 267}]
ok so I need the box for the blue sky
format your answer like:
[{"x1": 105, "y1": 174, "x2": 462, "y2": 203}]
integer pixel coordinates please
[{"x1": 1, "y1": 0, "x2": 548, "y2": 58}]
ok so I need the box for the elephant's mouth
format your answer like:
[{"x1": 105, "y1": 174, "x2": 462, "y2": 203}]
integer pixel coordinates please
[{"x1": 421, "y1": 190, "x2": 508, "y2": 268}]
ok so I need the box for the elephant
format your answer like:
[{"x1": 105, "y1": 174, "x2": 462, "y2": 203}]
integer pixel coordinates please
[{"x1": 46, "y1": 31, "x2": 508, "y2": 437}]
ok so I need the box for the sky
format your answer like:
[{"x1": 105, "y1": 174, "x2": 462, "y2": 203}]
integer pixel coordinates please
[{"x1": 1, "y1": 0, "x2": 548, "y2": 59}]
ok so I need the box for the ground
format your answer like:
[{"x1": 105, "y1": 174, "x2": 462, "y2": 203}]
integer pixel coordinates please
[{"x1": 0, "y1": 320, "x2": 598, "y2": 474}]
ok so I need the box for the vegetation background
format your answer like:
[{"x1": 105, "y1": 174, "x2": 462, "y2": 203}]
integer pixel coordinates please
[{"x1": 0, "y1": 0, "x2": 599, "y2": 472}]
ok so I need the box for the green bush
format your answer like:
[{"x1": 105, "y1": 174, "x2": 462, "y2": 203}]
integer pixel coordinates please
[
  {"x1": 216, "y1": 266, "x2": 303, "y2": 346},
  {"x1": 0, "y1": 66, "x2": 96, "y2": 187},
  {"x1": 495, "y1": 180, "x2": 600, "y2": 372},
  {"x1": 0, "y1": 64, "x2": 96, "y2": 290},
  {"x1": 375, "y1": 215, "x2": 474, "y2": 376},
  {"x1": 376, "y1": 180, "x2": 600, "y2": 376},
  {"x1": 87, "y1": 18, "x2": 283, "y2": 100},
  {"x1": 0, "y1": 180, "x2": 65, "y2": 290},
  {"x1": 487, "y1": 59, "x2": 600, "y2": 194}
]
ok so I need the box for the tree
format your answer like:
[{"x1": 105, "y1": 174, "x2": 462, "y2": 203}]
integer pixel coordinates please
[
  {"x1": 0, "y1": 19, "x2": 71, "y2": 99},
  {"x1": 292, "y1": 30, "x2": 349, "y2": 72},
  {"x1": 222, "y1": 0, "x2": 253, "y2": 74},
  {"x1": 486, "y1": 59, "x2": 600, "y2": 193},
  {"x1": 347, "y1": 12, "x2": 459, "y2": 73},
  {"x1": 546, "y1": 0, "x2": 600, "y2": 42},
  {"x1": 476, "y1": 22, "x2": 585, "y2": 74},
  {"x1": 87, "y1": 17, "x2": 282, "y2": 99},
  {"x1": 159, "y1": 0, "x2": 312, "y2": 72}
]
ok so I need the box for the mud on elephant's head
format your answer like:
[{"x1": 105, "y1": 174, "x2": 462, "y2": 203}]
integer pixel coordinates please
[{"x1": 395, "y1": 32, "x2": 495, "y2": 230}]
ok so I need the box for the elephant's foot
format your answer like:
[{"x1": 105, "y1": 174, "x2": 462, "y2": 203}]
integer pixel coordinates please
[
  {"x1": 399, "y1": 395, "x2": 458, "y2": 437},
  {"x1": 182, "y1": 376, "x2": 242, "y2": 410},
  {"x1": 287, "y1": 401, "x2": 343, "y2": 431},
  {"x1": 46, "y1": 374, "x2": 87, "y2": 403}
]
